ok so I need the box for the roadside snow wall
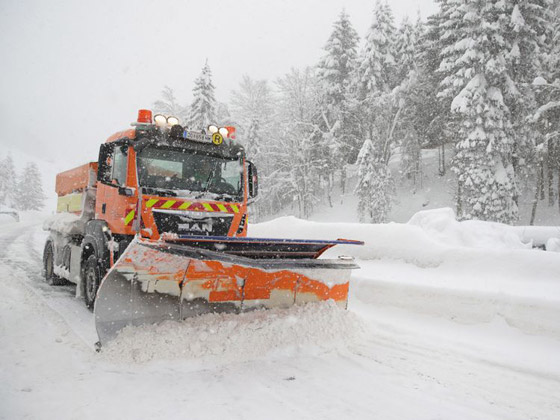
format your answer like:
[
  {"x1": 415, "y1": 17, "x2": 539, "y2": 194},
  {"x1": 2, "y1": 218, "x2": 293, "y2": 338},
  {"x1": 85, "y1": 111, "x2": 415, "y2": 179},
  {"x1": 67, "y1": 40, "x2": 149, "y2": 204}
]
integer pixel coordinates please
[{"x1": 250, "y1": 208, "x2": 560, "y2": 339}]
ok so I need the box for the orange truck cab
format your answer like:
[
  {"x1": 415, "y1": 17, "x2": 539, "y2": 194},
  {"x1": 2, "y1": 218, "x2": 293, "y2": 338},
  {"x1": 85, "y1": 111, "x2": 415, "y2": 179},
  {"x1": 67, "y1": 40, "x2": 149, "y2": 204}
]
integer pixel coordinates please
[{"x1": 44, "y1": 110, "x2": 258, "y2": 308}]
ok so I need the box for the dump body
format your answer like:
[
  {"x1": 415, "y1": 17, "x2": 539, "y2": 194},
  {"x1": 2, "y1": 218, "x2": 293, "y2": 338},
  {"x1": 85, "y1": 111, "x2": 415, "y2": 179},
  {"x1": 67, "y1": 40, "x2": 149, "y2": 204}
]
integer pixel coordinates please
[{"x1": 55, "y1": 162, "x2": 98, "y2": 214}]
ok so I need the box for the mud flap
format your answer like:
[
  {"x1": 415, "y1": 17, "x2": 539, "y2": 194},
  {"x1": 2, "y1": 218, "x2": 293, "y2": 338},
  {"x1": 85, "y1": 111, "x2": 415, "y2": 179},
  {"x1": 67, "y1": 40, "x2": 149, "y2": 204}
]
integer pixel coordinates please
[{"x1": 94, "y1": 237, "x2": 361, "y2": 346}]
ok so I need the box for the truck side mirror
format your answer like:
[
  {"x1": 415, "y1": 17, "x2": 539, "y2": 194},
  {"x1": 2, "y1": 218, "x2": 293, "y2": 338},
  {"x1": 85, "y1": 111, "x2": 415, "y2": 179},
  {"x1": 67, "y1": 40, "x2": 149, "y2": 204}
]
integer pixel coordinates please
[
  {"x1": 98, "y1": 143, "x2": 115, "y2": 184},
  {"x1": 247, "y1": 161, "x2": 258, "y2": 200}
]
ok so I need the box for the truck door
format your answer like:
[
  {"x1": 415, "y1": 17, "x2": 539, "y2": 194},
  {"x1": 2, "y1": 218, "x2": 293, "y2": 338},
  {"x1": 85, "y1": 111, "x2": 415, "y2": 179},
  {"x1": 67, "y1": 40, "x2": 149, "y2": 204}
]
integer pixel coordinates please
[{"x1": 96, "y1": 143, "x2": 136, "y2": 234}]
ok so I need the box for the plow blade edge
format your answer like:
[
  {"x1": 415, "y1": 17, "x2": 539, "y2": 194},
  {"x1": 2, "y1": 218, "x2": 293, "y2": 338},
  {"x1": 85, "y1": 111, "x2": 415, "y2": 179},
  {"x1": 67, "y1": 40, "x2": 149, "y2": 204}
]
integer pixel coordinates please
[{"x1": 94, "y1": 237, "x2": 361, "y2": 346}]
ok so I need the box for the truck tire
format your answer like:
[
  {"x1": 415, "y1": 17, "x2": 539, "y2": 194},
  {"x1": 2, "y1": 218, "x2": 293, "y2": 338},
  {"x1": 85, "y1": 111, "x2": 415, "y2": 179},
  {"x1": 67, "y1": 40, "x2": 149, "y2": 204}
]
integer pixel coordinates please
[
  {"x1": 83, "y1": 254, "x2": 101, "y2": 310},
  {"x1": 43, "y1": 242, "x2": 66, "y2": 286}
]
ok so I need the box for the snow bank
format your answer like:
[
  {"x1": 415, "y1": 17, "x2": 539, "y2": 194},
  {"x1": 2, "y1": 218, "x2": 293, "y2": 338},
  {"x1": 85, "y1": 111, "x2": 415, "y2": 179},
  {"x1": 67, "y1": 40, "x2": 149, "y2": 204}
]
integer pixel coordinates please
[
  {"x1": 546, "y1": 237, "x2": 560, "y2": 252},
  {"x1": 407, "y1": 208, "x2": 560, "y2": 249},
  {"x1": 250, "y1": 215, "x2": 449, "y2": 266},
  {"x1": 250, "y1": 208, "x2": 559, "y2": 265},
  {"x1": 251, "y1": 209, "x2": 560, "y2": 339},
  {"x1": 102, "y1": 301, "x2": 364, "y2": 365},
  {"x1": 351, "y1": 270, "x2": 560, "y2": 339}
]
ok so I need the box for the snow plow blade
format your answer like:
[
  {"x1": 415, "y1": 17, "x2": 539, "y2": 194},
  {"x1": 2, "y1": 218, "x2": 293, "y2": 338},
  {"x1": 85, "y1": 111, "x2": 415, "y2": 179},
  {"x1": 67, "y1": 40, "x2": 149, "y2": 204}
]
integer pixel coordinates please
[{"x1": 94, "y1": 236, "x2": 363, "y2": 346}]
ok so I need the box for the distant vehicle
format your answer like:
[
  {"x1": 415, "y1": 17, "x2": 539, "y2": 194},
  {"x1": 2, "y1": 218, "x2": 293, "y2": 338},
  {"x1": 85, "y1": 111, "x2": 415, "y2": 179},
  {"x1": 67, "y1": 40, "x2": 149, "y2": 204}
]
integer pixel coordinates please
[{"x1": 0, "y1": 205, "x2": 20, "y2": 222}]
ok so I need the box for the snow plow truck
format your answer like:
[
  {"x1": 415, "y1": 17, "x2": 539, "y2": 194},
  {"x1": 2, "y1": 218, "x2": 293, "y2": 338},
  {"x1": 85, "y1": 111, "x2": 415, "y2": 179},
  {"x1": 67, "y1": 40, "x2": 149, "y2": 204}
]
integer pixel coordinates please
[{"x1": 44, "y1": 109, "x2": 363, "y2": 346}]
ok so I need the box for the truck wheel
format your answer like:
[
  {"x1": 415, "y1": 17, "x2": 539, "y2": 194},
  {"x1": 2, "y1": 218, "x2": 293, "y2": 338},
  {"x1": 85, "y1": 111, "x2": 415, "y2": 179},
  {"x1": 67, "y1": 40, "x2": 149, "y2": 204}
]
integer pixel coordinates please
[
  {"x1": 83, "y1": 254, "x2": 101, "y2": 310},
  {"x1": 43, "y1": 242, "x2": 66, "y2": 286}
]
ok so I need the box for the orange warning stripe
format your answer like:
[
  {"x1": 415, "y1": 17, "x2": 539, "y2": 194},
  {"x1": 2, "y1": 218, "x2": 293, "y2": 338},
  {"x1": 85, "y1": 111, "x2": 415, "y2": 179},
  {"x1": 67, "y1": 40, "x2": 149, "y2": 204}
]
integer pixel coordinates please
[{"x1": 144, "y1": 198, "x2": 240, "y2": 214}]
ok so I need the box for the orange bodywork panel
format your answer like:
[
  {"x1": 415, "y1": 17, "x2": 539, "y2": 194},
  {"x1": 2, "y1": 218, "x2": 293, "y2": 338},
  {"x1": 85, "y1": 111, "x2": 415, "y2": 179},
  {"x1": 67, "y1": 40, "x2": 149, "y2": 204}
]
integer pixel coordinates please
[
  {"x1": 95, "y1": 182, "x2": 137, "y2": 235},
  {"x1": 94, "y1": 237, "x2": 358, "y2": 344},
  {"x1": 185, "y1": 259, "x2": 349, "y2": 304},
  {"x1": 105, "y1": 129, "x2": 136, "y2": 143}
]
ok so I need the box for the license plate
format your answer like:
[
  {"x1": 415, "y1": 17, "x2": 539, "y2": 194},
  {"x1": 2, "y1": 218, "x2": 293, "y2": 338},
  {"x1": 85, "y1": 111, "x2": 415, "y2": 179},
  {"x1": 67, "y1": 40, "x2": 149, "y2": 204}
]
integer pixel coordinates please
[{"x1": 183, "y1": 130, "x2": 212, "y2": 144}]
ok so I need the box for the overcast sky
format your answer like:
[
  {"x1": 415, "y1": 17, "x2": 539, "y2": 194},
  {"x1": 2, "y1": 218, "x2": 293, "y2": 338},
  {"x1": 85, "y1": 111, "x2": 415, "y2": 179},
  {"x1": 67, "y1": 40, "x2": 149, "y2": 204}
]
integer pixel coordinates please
[{"x1": 0, "y1": 0, "x2": 437, "y2": 168}]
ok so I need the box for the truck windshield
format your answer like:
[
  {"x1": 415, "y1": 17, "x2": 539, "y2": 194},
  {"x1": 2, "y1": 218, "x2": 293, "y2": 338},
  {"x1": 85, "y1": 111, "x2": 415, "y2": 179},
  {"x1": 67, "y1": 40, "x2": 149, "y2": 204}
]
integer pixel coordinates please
[{"x1": 137, "y1": 146, "x2": 243, "y2": 200}]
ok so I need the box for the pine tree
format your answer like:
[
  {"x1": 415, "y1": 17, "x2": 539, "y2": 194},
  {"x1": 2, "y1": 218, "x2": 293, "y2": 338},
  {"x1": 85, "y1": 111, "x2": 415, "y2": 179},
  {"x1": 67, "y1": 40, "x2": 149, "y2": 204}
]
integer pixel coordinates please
[
  {"x1": 504, "y1": 0, "x2": 552, "y2": 207},
  {"x1": 355, "y1": 139, "x2": 394, "y2": 223},
  {"x1": 353, "y1": 0, "x2": 398, "y2": 146},
  {"x1": 392, "y1": 15, "x2": 424, "y2": 188},
  {"x1": 533, "y1": 0, "x2": 560, "y2": 213},
  {"x1": 441, "y1": 0, "x2": 518, "y2": 223},
  {"x1": 400, "y1": 129, "x2": 422, "y2": 188},
  {"x1": 351, "y1": 1, "x2": 398, "y2": 221},
  {"x1": 230, "y1": 76, "x2": 275, "y2": 219},
  {"x1": 0, "y1": 155, "x2": 17, "y2": 207},
  {"x1": 230, "y1": 75, "x2": 273, "y2": 151},
  {"x1": 215, "y1": 102, "x2": 233, "y2": 126},
  {"x1": 356, "y1": 0, "x2": 397, "y2": 100},
  {"x1": 316, "y1": 10, "x2": 360, "y2": 187},
  {"x1": 317, "y1": 10, "x2": 359, "y2": 115},
  {"x1": 188, "y1": 61, "x2": 217, "y2": 129},
  {"x1": 410, "y1": 1, "x2": 456, "y2": 173},
  {"x1": 271, "y1": 68, "x2": 323, "y2": 218},
  {"x1": 394, "y1": 16, "x2": 418, "y2": 83},
  {"x1": 17, "y1": 162, "x2": 46, "y2": 211}
]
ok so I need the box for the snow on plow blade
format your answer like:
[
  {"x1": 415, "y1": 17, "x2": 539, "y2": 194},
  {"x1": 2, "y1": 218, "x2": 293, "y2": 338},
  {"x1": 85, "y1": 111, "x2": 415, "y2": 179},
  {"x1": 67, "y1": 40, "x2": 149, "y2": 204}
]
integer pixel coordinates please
[{"x1": 94, "y1": 236, "x2": 363, "y2": 346}]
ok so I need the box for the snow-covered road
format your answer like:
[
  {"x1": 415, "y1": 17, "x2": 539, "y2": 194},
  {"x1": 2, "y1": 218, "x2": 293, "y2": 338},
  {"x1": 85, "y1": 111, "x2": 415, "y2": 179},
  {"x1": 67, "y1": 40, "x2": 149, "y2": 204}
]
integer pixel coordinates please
[{"x1": 1, "y1": 216, "x2": 559, "y2": 420}]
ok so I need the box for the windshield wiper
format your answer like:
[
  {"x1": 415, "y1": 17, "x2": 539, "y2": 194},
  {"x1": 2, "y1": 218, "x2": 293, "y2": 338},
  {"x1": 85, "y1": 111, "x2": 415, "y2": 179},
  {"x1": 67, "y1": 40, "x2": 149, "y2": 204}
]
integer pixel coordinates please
[
  {"x1": 194, "y1": 162, "x2": 219, "y2": 199},
  {"x1": 141, "y1": 187, "x2": 177, "y2": 197}
]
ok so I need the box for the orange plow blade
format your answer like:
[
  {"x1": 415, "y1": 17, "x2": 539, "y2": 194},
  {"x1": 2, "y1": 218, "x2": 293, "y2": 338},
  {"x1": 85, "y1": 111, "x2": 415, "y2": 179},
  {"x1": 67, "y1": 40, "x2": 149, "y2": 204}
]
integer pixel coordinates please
[{"x1": 94, "y1": 236, "x2": 362, "y2": 346}]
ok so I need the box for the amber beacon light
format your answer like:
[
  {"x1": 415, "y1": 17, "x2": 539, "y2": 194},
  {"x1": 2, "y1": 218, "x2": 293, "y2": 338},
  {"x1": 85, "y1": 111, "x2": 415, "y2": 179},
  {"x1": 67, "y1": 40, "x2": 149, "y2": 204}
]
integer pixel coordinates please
[{"x1": 137, "y1": 109, "x2": 153, "y2": 124}]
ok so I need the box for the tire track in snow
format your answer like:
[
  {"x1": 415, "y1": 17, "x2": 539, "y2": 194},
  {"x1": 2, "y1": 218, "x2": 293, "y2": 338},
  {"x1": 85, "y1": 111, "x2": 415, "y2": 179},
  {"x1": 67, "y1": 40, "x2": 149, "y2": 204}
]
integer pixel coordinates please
[
  {"x1": 0, "y1": 223, "x2": 97, "y2": 348},
  {"x1": 347, "y1": 305, "x2": 560, "y2": 420}
]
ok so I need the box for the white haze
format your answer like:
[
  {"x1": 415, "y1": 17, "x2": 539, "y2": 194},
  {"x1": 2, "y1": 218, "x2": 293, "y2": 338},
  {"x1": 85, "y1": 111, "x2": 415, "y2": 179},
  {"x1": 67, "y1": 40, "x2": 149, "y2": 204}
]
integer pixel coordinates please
[{"x1": 0, "y1": 0, "x2": 437, "y2": 170}]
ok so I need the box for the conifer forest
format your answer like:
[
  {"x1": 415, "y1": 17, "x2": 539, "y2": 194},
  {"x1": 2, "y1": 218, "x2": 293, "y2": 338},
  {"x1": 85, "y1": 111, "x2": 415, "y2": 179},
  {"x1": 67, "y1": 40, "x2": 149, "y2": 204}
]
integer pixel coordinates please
[{"x1": 153, "y1": 0, "x2": 560, "y2": 225}]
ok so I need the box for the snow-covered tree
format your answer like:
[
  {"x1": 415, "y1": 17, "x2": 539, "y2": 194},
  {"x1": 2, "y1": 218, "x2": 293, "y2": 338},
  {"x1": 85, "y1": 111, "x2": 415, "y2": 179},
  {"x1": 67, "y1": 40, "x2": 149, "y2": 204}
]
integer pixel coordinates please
[
  {"x1": 16, "y1": 162, "x2": 45, "y2": 211},
  {"x1": 0, "y1": 155, "x2": 17, "y2": 207},
  {"x1": 355, "y1": 139, "x2": 394, "y2": 223},
  {"x1": 215, "y1": 102, "x2": 233, "y2": 126},
  {"x1": 316, "y1": 10, "x2": 360, "y2": 186},
  {"x1": 504, "y1": 0, "x2": 552, "y2": 206},
  {"x1": 400, "y1": 129, "x2": 422, "y2": 187},
  {"x1": 317, "y1": 10, "x2": 359, "y2": 115},
  {"x1": 406, "y1": 1, "x2": 458, "y2": 175},
  {"x1": 533, "y1": 1, "x2": 560, "y2": 213},
  {"x1": 153, "y1": 86, "x2": 187, "y2": 122},
  {"x1": 356, "y1": 0, "x2": 397, "y2": 100},
  {"x1": 392, "y1": 16, "x2": 425, "y2": 187},
  {"x1": 394, "y1": 16, "x2": 418, "y2": 83},
  {"x1": 230, "y1": 76, "x2": 275, "y2": 219},
  {"x1": 351, "y1": 1, "x2": 399, "y2": 220},
  {"x1": 230, "y1": 75, "x2": 273, "y2": 159},
  {"x1": 440, "y1": 0, "x2": 518, "y2": 223},
  {"x1": 270, "y1": 68, "x2": 323, "y2": 218},
  {"x1": 188, "y1": 61, "x2": 217, "y2": 129}
]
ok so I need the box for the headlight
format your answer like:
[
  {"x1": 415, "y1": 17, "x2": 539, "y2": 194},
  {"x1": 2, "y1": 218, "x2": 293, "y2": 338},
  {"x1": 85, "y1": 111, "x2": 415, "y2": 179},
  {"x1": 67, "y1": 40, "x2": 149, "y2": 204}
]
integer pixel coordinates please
[
  {"x1": 208, "y1": 125, "x2": 218, "y2": 134},
  {"x1": 154, "y1": 114, "x2": 167, "y2": 127},
  {"x1": 167, "y1": 116, "x2": 180, "y2": 126},
  {"x1": 218, "y1": 127, "x2": 229, "y2": 137}
]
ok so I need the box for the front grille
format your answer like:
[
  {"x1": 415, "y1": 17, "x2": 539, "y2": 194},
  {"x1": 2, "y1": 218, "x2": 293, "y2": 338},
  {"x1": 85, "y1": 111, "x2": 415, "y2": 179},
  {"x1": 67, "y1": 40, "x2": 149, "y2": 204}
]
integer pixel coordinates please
[{"x1": 153, "y1": 210, "x2": 233, "y2": 236}]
